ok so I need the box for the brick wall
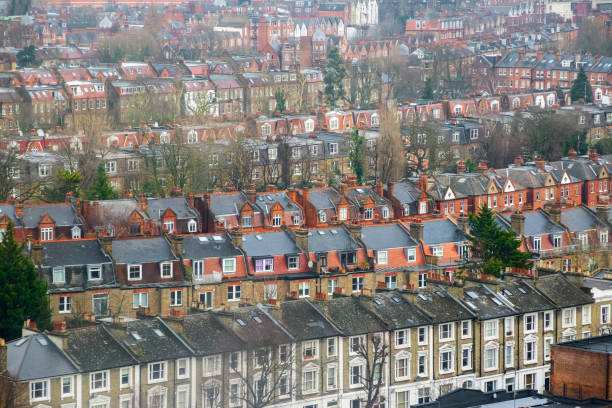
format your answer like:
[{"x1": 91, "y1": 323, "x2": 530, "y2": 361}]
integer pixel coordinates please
[{"x1": 551, "y1": 345, "x2": 611, "y2": 399}]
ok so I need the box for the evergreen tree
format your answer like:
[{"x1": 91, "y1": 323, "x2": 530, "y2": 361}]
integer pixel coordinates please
[
  {"x1": 0, "y1": 222, "x2": 52, "y2": 340},
  {"x1": 85, "y1": 163, "x2": 118, "y2": 200},
  {"x1": 16, "y1": 45, "x2": 40, "y2": 68},
  {"x1": 571, "y1": 66, "x2": 593, "y2": 104},
  {"x1": 349, "y1": 127, "x2": 365, "y2": 184},
  {"x1": 467, "y1": 206, "x2": 531, "y2": 277},
  {"x1": 274, "y1": 90, "x2": 287, "y2": 113},
  {"x1": 323, "y1": 46, "x2": 346, "y2": 109},
  {"x1": 420, "y1": 78, "x2": 434, "y2": 100},
  {"x1": 42, "y1": 169, "x2": 83, "y2": 203}
]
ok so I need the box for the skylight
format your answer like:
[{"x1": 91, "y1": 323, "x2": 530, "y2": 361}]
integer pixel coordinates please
[
  {"x1": 131, "y1": 332, "x2": 142, "y2": 341},
  {"x1": 253, "y1": 316, "x2": 263, "y2": 324},
  {"x1": 36, "y1": 337, "x2": 48, "y2": 346},
  {"x1": 491, "y1": 297, "x2": 503, "y2": 306},
  {"x1": 373, "y1": 298, "x2": 383, "y2": 306},
  {"x1": 212, "y1": 235, "x2": 223, "y2": 241},
  {"x1": 436, "y1": 291, "x2": 446, "y2": 298},
  {"x1": 198, "y1": 236, "x2": 209, "y2": 242},
  {"x1": 15, "y1": 338, "x2": 27, "y2": 346},
  {"x1": 418, "y1": 293, "x2": 430, "y2": 301},
  {"x1": 318, "y1": 230, "x2": 326, "y2": 235},
  {"x1": 517, "y1": 287, "x2": 527, "y2": 294},
  {"x1": 330, "y1": 229, "x2": 338, "y2": 235},
  {"x1": 255, "y1": 234, "x2": 263, "y2": 240},
  {"x1": 465, "y1": 301, "x2": 478, "y2": 310},
  {"x1": 153, "y1": 329, "x2": 165, "y2": 337},
  {"x1": 466, "y1": 291, "x2": 478, "y2": 299},
  {"x1": 236, "y1": 319, "x2": 246, "y2": 326},
  {"x1": 502, "y1": 289, "x2": 513, "y2": 297},
  {"x1": 391, "y1": 296, "x2": 401, "y2": 303}
]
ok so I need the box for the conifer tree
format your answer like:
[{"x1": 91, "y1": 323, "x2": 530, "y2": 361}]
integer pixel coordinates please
[
  {"x1": 324, "y1": 46, "x2": 346, "y2": 109},
  {"x1": 349, "y1": 127, "x2": 365, "y2": 185},
  {"x1": 0, "y1": 222, "x2": 51, "y2": 340},
  {"x1": 467, "y1": 206, "x2": 531, "y2": 277},
  {"x1": 570, "y1": 65, "x2": 593, "y2": 104},
  {"x1": 86, "y1": 163, "x2": 118, "y2": 200}
]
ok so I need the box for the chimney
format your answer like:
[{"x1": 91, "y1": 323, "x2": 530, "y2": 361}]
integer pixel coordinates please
[
  {"x1": 510, "y1": 212, "x2": 525, "y2": 235},
  {"x1": 338, "y1": 182, "x2": 346, "y2": 196},
  {"x1": 247, "y1": 187, "x2": 256, "y2": 204},
  {"x1": 294, "y1": 228, "x2": 308, "y2": 252},
  {"x1": 100, "y1": 235, "x2": 112, "y2": 256},
  {"x1": 171, "y1": 234, "x2": 183, "y2": 257},
  {"x1": 596, "y1": 205, "x2": 610, "y2": 223},
  {"x1": 375, "y1": 180, "x2": 383, "y2": 197},
  {"x1": 0, "y1": 338, "x2": 6, "y2": 372},
  {"x1": 347, "y1": 223, "x2": 362, "y2": 241},
  {"x1": 567, "y1": 149, "x2": 577, "y2": 160},
  {"x1": 590, "y1": 149, "x2": 599, "y2": 164},
  {"x1": 287, "y1": 188, "x2": 297, "y2": 203},
  {"x1": 514, "y1": 156, "x2": 524, "y2": 166},
  {"x1": 457, "y1": 161, "x2": 466, "y2": 174},
  {"x1": 125, "y1": 190, "x2": 133, "y2": 198},
  {"x1": 31, "y1": 243, "x2": 43, "y2": 265},
  {"x1": 536, "y1": 49, "x2": 543, "y2": 61},
  {"x1": 230, "y1": 228, "x2": 243, "y2": 248},
  {"x1": 418, "y1": 173, "x2": 429, "y2": 192},
  {"x1": 519, "y1": 48, "x2": 525, "y2": 60},
  {"x1": 139, "y1": 194, "x2": 148, "y2": 212},
  {"x1": 302, "y1": 189, "x2": 310, "y2": 202},
  {"x1": 535, "y1": 158, "x2": 546, "y2": 171},
  {"x1": 556, "y1": 51, "x2": 561, "y2": 62},
  {"x1": 387, "y1": 183, "x2": 394, "y2": 198},
  {"x1": 188, "y1": 192, "x2": 195, "y2": 209},
  {"x1": 15, "y1": 202, "x2": 23, "y2": 219},
  {"x1": 170, "y1": 187, "x2": 182, "y2": 197},
  {"x1": 477, "y1": 161, "x2": 488, "y2": 174},
  {"x1": 65, "y1": 191, "x2": 73, "y2": 203},
  {"x1": 457, "y1": 215, "x2": 469, "y2": 232},
  {"x1": 409, "y1": 221, "x2": 424, "y2": 242},
  {"x1": 549, "y1": 207, "x2": 561, "y2": 224}
]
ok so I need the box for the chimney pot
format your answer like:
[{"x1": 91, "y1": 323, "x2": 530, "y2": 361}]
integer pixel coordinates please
[
  {"x1": 568, "y1": 149, "x2": 577, "y2": 160},
  {"x1": 510, "y1": 212, "x2": 525, "y2": 235},
  {"x1": 535, "y1": 158, "x2": 546, "y2": 170},
  {"x1": 457, "y1": 161, "x2": 466, "y2": 174},
  {"x1": 409, "y1": 221, "x2": 424, "y2": 242},
  {"x1": 247, "y1": 187, "x2": 256, "y2": 204},
  {"x1": 514, "y1": 156, "x2": 524, "y2": 166},
  {"x1": 230, "y1": 228, "x2": 243, "y2": 248}
]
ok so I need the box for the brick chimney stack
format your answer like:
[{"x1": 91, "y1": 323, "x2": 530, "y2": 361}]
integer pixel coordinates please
[
  {"x1": 510, "y1": 212, "x2": 525, "y2": 235},
  {"x1": 457, "y1": 161, "x2": 466, "y2": 174}
]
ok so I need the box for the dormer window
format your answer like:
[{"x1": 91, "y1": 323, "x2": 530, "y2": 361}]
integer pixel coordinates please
[
  {"x1": 160, "y1": 262, "x2": 173, "y2": 278},
  {"x1": 40, "y1": 227, "x2": 53, "y2": 241},
  {"x1": 53, "y1": 266, "x2": 65, "y2": 283},
  {"x1": 329, "y1": 117, "x2": 339, "y2": 130},
  {"x1": 128, "y1": 264, "x2": 142, "y2": 280},
  {"x1": 188, "y1": 220, "x2": 197, "y2": 233},
  {"x1": 339, "y1": 207, "x2": 348, "y2": 221},
  {"x1": 382, "y1": 206, "x2": 390, "y2": 219},
  {"x1": 272, "y1": 213, "x2": 282, "y2": 227},
  {"x1": 242, "y1": 214, "x2": 252, "y2": 227},
  {"x1": 71, "y1": 226, "x2": 81, "y2": 239},
  {"x1": 88, "y1": 264, "x2": 102, "y2": 280},
  {"x1": 163, "y1": 220, "x2": 175, "y2": 233},
  {"x1": 255, "y1": 258, "x2": 274, "y2": 273},
  {"x1": 364, "y1": 208, "x2": 373, "y2": 220},
  {"x1": 318, "y1": 210, "x2": 327, "y2": 223},
  {"x1": 223, "y1": 258, "x2": 236, "y2": 274}
]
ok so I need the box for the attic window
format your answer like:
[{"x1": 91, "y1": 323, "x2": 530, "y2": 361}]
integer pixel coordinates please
[
  {"x1": 317, "y1": 230, "x2": 326, "y2": 235},
  {"x1": 131, "y1": 332, "x2": 142, "y2": 341},
  {"x1": 466, "y1": 291, "x2": 478, "y2": 299},
  {"x1": 153, "y1": 329, "x2": 165, "y2": 337},
  {"x1": 517, "y1": 287, "x2": 527, "y2": 294},
  {"x1": 236, "y1": 319, "x2": 246, "y2": 326},
  {"x1": 198, "y1": 236, "x2": 209, "y2": 242},
  {"x1": 491, "y1": 297, "x2": 503, "y2": 306},
  {"x1": 502, "y1": 289, "x2": 513, "y2": 297},
  {"x1": 391, "y1": 297, "x2": 401, "y2": 303},
  {"x1": 373, "y1": 298, "x2": 383, "y2": 306},
  {"x1": 418, "y1": 294, "x2": 430, "y2": 301},
  {"x1": 436, "y1": 291, "x2": 446, "y2": 298},
  {"x1": 212, "y1": 235, "x2": 223, "y2": 241},
  {"x1": 253, "y1": 316, "x2": 263, "y2": 324},
  {"x1": 330, "y1": 229, "x2": 338, "y2": 235}
]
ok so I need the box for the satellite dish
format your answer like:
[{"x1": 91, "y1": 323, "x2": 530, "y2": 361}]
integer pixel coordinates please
[{"x1": 308, "y1": 260, "x2": 314, "y2": 268}]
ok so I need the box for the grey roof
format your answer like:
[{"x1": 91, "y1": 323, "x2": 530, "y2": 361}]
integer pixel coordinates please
[
  {"x1": 147, "y1": 197, "x2": 199, "y2": 220},
  {"x1": 107, "y1": 317, "x2": 192, "y2": 362},
  {"x1": 535, "y1": 274, "x2": 593, "y2": 308},
  {"x1": 242, "y1": 231, "x2": 301, "y2": 257},
  {"x1": 67, "y1": 325, "x2": 137, "y2": 372},
  {"x1": 346, "y1": 186, "x2": 389, "y2": 207},
  {"x1": 256, "y1": 192, "x2": 300, "y2": 214},
  {"x1": 410, "y1": 286, "x2": 474, "y2": 323},
  {"x1": 182, "y1": 234, "x2": 241, "y2": 260},
  {"x1": 312, "y1": 296, "x2": 387, "y2": 335},
  {"x1": 219, "y1": 306, "x2": 294, "y2": 347},
  {"x1": 7, "y1": 334, "x2": 78, "y2": 381},
  {"x1": 556, "y1": 334, "x2": 612, "y2": 354},
  {"x1": 459, "y1": 284, "x2": 516, "y2": 320},
  {"x1": 366, "y1": 291, "x2": 432, "y2": 329},
  {"x1": 23, "y1": 203, "x2": 82, "y2": 228},
  {"x1": 307, "y1": 188, "x2": 341, "y2": 210},
  {"x1": 166, "y1": 313, "x2": 244, "y2": 356},
  {"x1": 497, "y1": 279, "x2": 556, "y2": 313},
  {"x1": 501, "y1": 211, "x2": 564, "y2": 236},
  {"x1": 583, "y1": 276, "x2": 612, "y2": 291},
  {"x1": 0, "y1": 204, "x2": 21, "y2": 227},
  {"x1": 209, "y1": 192, "x2": 249, "y2": 216},
  {"x1": 361, "y1": 223, "x2": 418, "y2": 250},
  {"x1": 422, "y1": 219, "x2": 466, "y2": 245},
  {"x1": 41, "y1": 239, "x2": 110, "y2": 267},
  {"x1": 550, "y1": 159, "x2": 601, "y2": 182},
  {"x1": 112, "y1": 237, "x2": 177, "y2": 264},
  {"x1": 267, "y1": 300, "x2": 341, "y2": 340},
  {"x1": 387, "y1": 180, "x2": 423, "y2": 204},
  {"x1": 308, "y1": 227, "x2": 361, "y2": 253},
  {"x1": 560, "y1": 207, "x2": 606, "y2": 233}
]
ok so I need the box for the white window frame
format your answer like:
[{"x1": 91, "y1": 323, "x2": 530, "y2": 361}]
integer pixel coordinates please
[
  {"x1": 160, "y1": 262, "x2": 173, "y2": 278},
  {"x1": 177, "y1": 358, "x2": 189, "y2": 379},
  {"x1": 376, "y1": 250, "x2": 388, "y2": 265},
  {"x1": 582, "y1": 305, "x2": 591, "y2": 325},
  {"x1": 90, "y1": 370, "x2": 110, "y2": 392},
  {"x1": 228, "y1": 285, "x2": 241, "y2": 301},
  {"x1": 128, "y1": 264, "x2": 142, "y2": 280},
  {"x1": 30, "y1": 379, "x2": 49, "y2": 402},
  {"x1": 170, "y1": 289, "x2": 183, "y2": 306},
  {"x1": 439, "y1": 323, "x2": 454, "y2": 342},
  {"x1": 395, "y1": 329, "x2": 410, "y2": 348},
  {"x1": 461, "y1": 320, "x2": 472, "y2": 339}
]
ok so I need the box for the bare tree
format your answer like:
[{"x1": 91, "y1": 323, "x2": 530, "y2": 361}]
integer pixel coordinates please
[
  {"x1": 404, "y1": 119, "x2": 451, "y2": 175},
  {"x1": 0, "y1": 148, "x2": 40, "y2": 202},
  {"x1": 352, "y1": 333, "x2": 389, "y2": 408},
  {"x1": 226, "y1": 132, "x2": 256, "y2": 190},
  {"x1": 376, "y1": 103, "x2": 404, "y2": 183}
]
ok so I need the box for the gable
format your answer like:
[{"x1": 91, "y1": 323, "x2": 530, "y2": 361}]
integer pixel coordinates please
[
  {"x1": 161, "y1": 208, "x2": 177, "y2": 220},
  {"x1": 39, "y1": 213, "x2": 55, "y2": 226},
  {"x1": 599, "y1": 167, "x2": 609, "y2": 179},
  {"x1": 560, "y1": 172, "x2": 570, "y2": 185},
  {"x1": 487, "y1": 180, "x2": 499, "y2": 194},
  {"x1": 444, "y1": 187, "x2": 455, "y2": 200},
  {"x1": 270, "y1": 201, "x2": 284, "y2": 213},
  {"x1": 241, "y1": 202, "x2": 254, "y2": 214},
  {"x1": 504, "y1": 179, "x2": 515, "y2": 193},
  {"x1": 544, "y1": 174, "x2": 555, "y2": 187}
]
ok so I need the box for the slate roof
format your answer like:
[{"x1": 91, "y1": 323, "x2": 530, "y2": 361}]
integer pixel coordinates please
[
  {"x1": 365, "y1": 291, "x2": 432, "y2": 329},
  {"x1": 242, "y1": 231, "x2": 301, "y2": 256},
  {"x1": 431, "y1": 173, "x2": 490, "y2": 199},
  {"x1": 209, "y1": 192, "x2": 250, "y2": 216},
  {"x1": 66, "y1": 325, "x2": 137, "y2": 372},
  {"x1": 255, "y1": 192, "x2": 300, "y2": 213},
  {"x1": 550, "y1": 159, "x2": 602, "y2": 181},
  {"x1": 147, "y1": 197, "x2": 199, "y2": 220},
  {"x1": 307, "y1": 188, "x2": 341, "y2": 210},
  {"x1": 361, "y1": 223, "x2": 418, "y2": 250},
  {"x1": 346, "y1": 186, "x2": 389, "y2": 207},
  {"x1": 41, "y1": 239, "x2": 111, "y2": 267},
  {"x1": 312, "y1": 296, "x2": 387, "y2": 335},
  {"x1": 308, "y1": 227, "x2": 362, "y2": 253},
  {"x1": 387, "y1": 180, "x2": 423, "y2": 204},
  {"x1": 422, "y1": 219, "x2": 466, "y2": 245},
  {"x1": 501, "y1": 211, "x2": 564, "y2": 236},
  {"x1": 7, "y1": 334, "x2": 78, "y2": 381},
  {"x1": 167, "y1": 313, "x2": 244, "y2": 356},
  {"x1": 108, "y1": 317, "x2": 192, "y2": 362},
  {"x1": 219, "y1": 306, "x2": 294, "y2": 347},
  {"x1": 182, "y1": 234, "x2": 242, "y2": 260},
  {"x1": 410, "y1": 286, "x2": 475, "y2": 323},
  {"x1": 0, "y1": 204, "x2": 21, "y2": 226},
  {"x1": 535, "y1": 274, "x2": 593, "y2": 308},
  {"x1": 560, "y1": 207, "x2": 607, "y2": 233},
  {"x1": 460, "y1": 284, "x2": 516, "y2": 320},
  {"x1": 23, "y1": 203, "x2": 82, "y2": 228},
  {"x1": 112, "y1": 237, "x2": 177, "y2": 264},
  {"x1": 267, "y1": 299, "x2": 341, "y2": 340},
  {"x1": 497, "y1": 279, "x2": 557, "y2": 313}
]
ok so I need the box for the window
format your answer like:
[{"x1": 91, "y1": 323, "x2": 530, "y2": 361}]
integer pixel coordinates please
[
  {"x1": 462, "y1": 346, "x2": 472, "y2": 370},
  {"x1": 229, "y1": 352, "x2": 240, "y2": 373},
  {"x1": 128, "y1": 264, "x2": 142, "y2": 280},
  {"x1": 327, "y1": 365, "x2": 337, "y2": 389},
  {"x1": 418, "y1": 387, "x2": 431, "y2": 404},
  {"x1": 329, "y1": 118, "x2": 339, "y2": 130},
  {"x1": 61, "y1": 376, "x2": 73, "y2": 398},
  {"x1": 338, "y1": 207, "x2": 348, "y2": 221},
  {"x1": 272, "y1": 213, "x2": 282, "y2": 227},
  {"x1": 327, "y1": 278, "x2": 338, "y2": 295},
  {"x1": 278, "y1": 375, "x2": 289, "y2": 397},
  {"x1": 554, "y1": 235, "x2": 562, "y2": 248},
  {"x1": 288, "y1": 256, "x2": 299, "y2": 270},
  {"x1": 418, "y1": 273, "x2": 427, "y2": 288},
  {"x1": 364, "y1": 207, "x2": 373, "y2": 221},
  {"x1": 504, "y1": 317, "x2": 514, "y2": 337},
  {"x1": 40, "y1": 227, "x2": 53, "y2": 241},
  {"x1": 432, "y1": 246, "x2": 443, "y2": 257},
  {"x1": 59, "y1": 295, "x2": 72, "y2": 313},
  {"x1": 303, "y1": 341, "x2": 317, "y2": 360},
  {"x1": 484, "y1": 347, "x2": 498, "y2": 371},
  {"x1": 302, "y1": 368, "x2": 318, "y2": 392},
  {"x1": 525, "y1": 313, "x2": 537, "y2": 333},
  {"x1": 602, "y1": 305, "x2": 611, "y2": 324},
  {"x1": 161, "y1": 262, "x2": 173, "y2": 278},
  {"x1": 418, "y1": 327, "x2": 427, "y2": 345},
  {"x1": 505, "y1": 343, "x2": 514, "y2": 367},
  {"x1": 525, "y1": 373, "x2": 536, "y2": 390},
  {"x1": 484, "y1": 320, "x2": 498, "y2": 340},
  {"x1": 395, "y1": 355, "x2": 410, "y2": 379},
  {"x1": 563, "y1": 308, "x2": 576, "y2": 327},
  {"x1": 533, "y1": 237, "x2": 541, "y2": 252},
  {"x1": 177, "y1": 358, "x2": 189, "y2": 379},
  {"x1": 386, "y1": 274, "x2": 397, "y2": 289},
  {"x1": 544, "y1": 337, "x2": 553, "y2": 361},
  {"x1": 52, "y1": 266, "x2": 65, "y2": 283},
  {"x1": 39, "y1": 164, "x2": 50, "y2": 177},
  {"x1": 91, "y1": 371, "x2": 109, "y2": 391},
  {"x1": 223, "y1": 258, "x2": 236, "y2": 274},
  {"x1": 255, "y1": 258, "x2": 274, "y2": 273},
  {"x1": 382, "y1": 206, "x2": 390, "y2": 219},
  {"x1": 133, "y1": 291, "x2": 148, "y2": 309},
  {"x1": 350, "y1": 336, "x2": 364, "y2": 354},
  {"x1": 299, "y1": 281, "x2": 310, "y2": 298},
  {"x1": 524, "y1": 339, "x2": 537, "y2": 363},
  {"x1": 352, "y1": 276, "x2": 364, "y2": 292},
  {"x1": 582, "y1": 305, "x2": 591, "y2": 325},
  {"x1": 350, "y1": 363, "x2": 363, "y2": 386},
  {"x1": 318, "y1": 211, "x2": 327, "y2": 223},
  {"x1": 461, "y1": 320, "x2": 471, "y2": 338},
  {"x1": 439, "y1": 323, "x2": 453, "y2": 341},
  {"x1": 395, "y1": 329, "x2": 409, "y2": 347},
  {"x1": 204, "y1": 355, "x2": 221, "y2": 376},
  {"x1": 120, "y1": 367, "x2": 131, "y2": 388},
  {"x1": 192, "y1": 260, "x2": 204, "y2": 280},
  {"x1": 104, "y1": 161, "x2": 116, "y2": 174},
  {"x1": 30, "y1": 380, "x2": 49, "y2": 401},
  {"x1": 228, "y1": 285, "x2": 241, "y2": 301},
  {"x1": 544, "y1": 311, "x2": 553, "y2": 331},
  {"x1": 327, "y1": 338, "x2": 336, "y2": 357},
  {"x1": 242, "y1": 214, "x2": 252, "y2": 227},
  {"x1": 71, "y1": 226, "x2": 81, "y2": 239},
  {"x1": 188, "y1": 220, "x2": 197, "y2": 233},
  {"x1": 376, "y1": 250, "x2": 388, "y2": 265},
  {"x1": 418, "y1": 353, "x2": 427, "y2": 376}
]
